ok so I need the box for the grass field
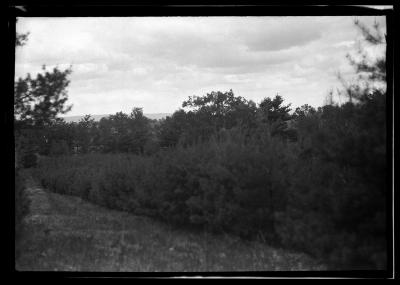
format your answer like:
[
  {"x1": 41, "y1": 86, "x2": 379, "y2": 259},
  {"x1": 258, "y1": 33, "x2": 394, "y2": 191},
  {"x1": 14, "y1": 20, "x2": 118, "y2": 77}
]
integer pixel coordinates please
[{"x1": 15, "y1": 174, "x2": 326, "y2": 272}]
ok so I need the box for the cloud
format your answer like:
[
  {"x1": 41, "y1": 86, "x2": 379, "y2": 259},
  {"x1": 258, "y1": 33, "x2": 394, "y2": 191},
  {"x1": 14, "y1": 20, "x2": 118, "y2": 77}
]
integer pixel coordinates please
[
  {"x1": 240, "y1": 18, "x2": 324, "y2": 52},
  {"x1": 15, "y1": 16, "x2": 386, "y2": 115}
]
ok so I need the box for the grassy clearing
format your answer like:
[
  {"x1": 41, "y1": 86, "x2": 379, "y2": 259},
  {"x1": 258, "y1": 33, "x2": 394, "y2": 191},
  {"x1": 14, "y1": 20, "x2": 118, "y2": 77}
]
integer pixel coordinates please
[{"x1": 16, "y1": 175, "x2": 326, "y2": 272}]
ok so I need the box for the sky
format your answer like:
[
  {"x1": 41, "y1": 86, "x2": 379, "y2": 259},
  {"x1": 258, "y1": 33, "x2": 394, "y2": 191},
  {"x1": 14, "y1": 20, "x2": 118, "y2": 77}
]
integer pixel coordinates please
[{"x1": 15, "y1": 16, "x2": 386, "y2": 116}]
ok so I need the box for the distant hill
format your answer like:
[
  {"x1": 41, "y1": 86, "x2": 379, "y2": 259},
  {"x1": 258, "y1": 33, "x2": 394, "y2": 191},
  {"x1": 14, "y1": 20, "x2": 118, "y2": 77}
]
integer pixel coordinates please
[{"x1": 61, "y1": 113, "x2": 171, "y2": 123}]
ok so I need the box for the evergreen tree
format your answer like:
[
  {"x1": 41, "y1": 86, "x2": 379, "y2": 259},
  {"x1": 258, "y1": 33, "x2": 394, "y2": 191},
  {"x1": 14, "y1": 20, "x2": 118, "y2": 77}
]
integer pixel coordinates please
[
  {"x1": 258, "y1": 94, "x2": 292, "y2": 139},
  {"x1": 15, "y1": 26, "x2": 73, "y2": 167}
]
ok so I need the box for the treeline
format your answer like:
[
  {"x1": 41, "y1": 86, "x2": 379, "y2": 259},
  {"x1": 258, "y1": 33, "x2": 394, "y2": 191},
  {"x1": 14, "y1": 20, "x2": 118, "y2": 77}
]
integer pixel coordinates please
[
  {"x1": 18, "y1": 91, "x2": 297, "y2": 158},
  {"x1": 33, "y1": 88, "x2": 387, "y2": 270},
  {"x1": 19, "y1": 107, "x2": 158, "y2": 157}
]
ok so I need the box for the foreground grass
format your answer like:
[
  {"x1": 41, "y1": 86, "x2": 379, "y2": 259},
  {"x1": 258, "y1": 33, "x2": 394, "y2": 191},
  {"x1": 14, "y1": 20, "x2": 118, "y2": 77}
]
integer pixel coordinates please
[{"x1": 16, "y1": 175, "x2": 326, "y2": 272}]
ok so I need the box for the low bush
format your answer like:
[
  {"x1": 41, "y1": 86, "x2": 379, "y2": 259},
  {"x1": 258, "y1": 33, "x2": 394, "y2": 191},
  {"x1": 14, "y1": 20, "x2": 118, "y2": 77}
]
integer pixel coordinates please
[
  {"x1": 34, "y1": 124, "x2": 386, "y2": 270},
  {"x1": 15, "y1": 169, "x2": 30, "y2": 259}
]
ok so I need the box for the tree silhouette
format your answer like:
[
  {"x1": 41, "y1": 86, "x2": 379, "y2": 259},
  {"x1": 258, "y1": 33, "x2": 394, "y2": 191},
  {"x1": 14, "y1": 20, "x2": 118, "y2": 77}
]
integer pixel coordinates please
[
  {"x1": 15, "y1": 65, "x2": 73, "y2": 128},
  {"x1": 258, "y1": 94, "x2": 292, "y2": 139},
  {"x1": 338, "y1": 18, "x2": 386, "y2": 103},
  {"x1": 15, "y1": 24, "x2": 73, "y2": 167}
]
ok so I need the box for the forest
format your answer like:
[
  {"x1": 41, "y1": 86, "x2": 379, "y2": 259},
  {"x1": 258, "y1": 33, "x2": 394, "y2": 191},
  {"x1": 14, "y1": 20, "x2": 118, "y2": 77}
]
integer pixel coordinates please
[{"x1": 14, "y1": 19, "x2": 388, "y2": 270}]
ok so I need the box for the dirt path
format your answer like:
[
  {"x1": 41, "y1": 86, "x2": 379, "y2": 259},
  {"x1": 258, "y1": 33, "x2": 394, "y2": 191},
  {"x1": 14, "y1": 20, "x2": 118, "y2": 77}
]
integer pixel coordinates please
[{"x1": 15, "y1": 175, "x2": 326, "y2": 272}]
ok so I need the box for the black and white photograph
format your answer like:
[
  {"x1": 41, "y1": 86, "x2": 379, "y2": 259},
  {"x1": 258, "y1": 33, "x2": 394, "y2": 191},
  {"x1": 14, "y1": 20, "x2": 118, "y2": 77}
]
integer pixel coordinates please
[{"x1": 12, "y1": 4, "x2": 394, "y2": 277}]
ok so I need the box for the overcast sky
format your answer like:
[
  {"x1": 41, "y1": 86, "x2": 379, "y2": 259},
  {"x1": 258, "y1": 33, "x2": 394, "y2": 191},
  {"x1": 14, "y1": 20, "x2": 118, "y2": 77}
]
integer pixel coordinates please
[{"x1": 15, "y1": 16, "x2": 386, "y2": 116}]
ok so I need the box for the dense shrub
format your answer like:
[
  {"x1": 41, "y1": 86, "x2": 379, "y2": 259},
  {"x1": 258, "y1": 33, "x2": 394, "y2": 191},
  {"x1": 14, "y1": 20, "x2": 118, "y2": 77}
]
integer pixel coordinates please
[
  {"x1": 35, "y1": 116, "x2": 386, "y2": 269},
  {"x1": 15, "y1": 169, "x2": 30, "y2": 259},
  {"x1": 49, "y1": 140, "x2": 70, "y2": 156},
  {"x1": 34, "y1": 102, "x2": 387, "y2": 270},
  {"x1": 21, "y1": 152, "x2": 38, "y2": 168},
  {"x1": 33, "y1": 88, "x2": 387, "y2": 270},
  {"x1": 34, "y1": 128, "x2": 289, "y2": 234}
]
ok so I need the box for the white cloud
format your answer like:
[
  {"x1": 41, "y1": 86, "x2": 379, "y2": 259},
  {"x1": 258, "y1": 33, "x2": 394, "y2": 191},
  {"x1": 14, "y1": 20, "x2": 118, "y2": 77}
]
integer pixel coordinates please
[{"x1": 15, "y1": 16, "x2": 386, "y2": 115}]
